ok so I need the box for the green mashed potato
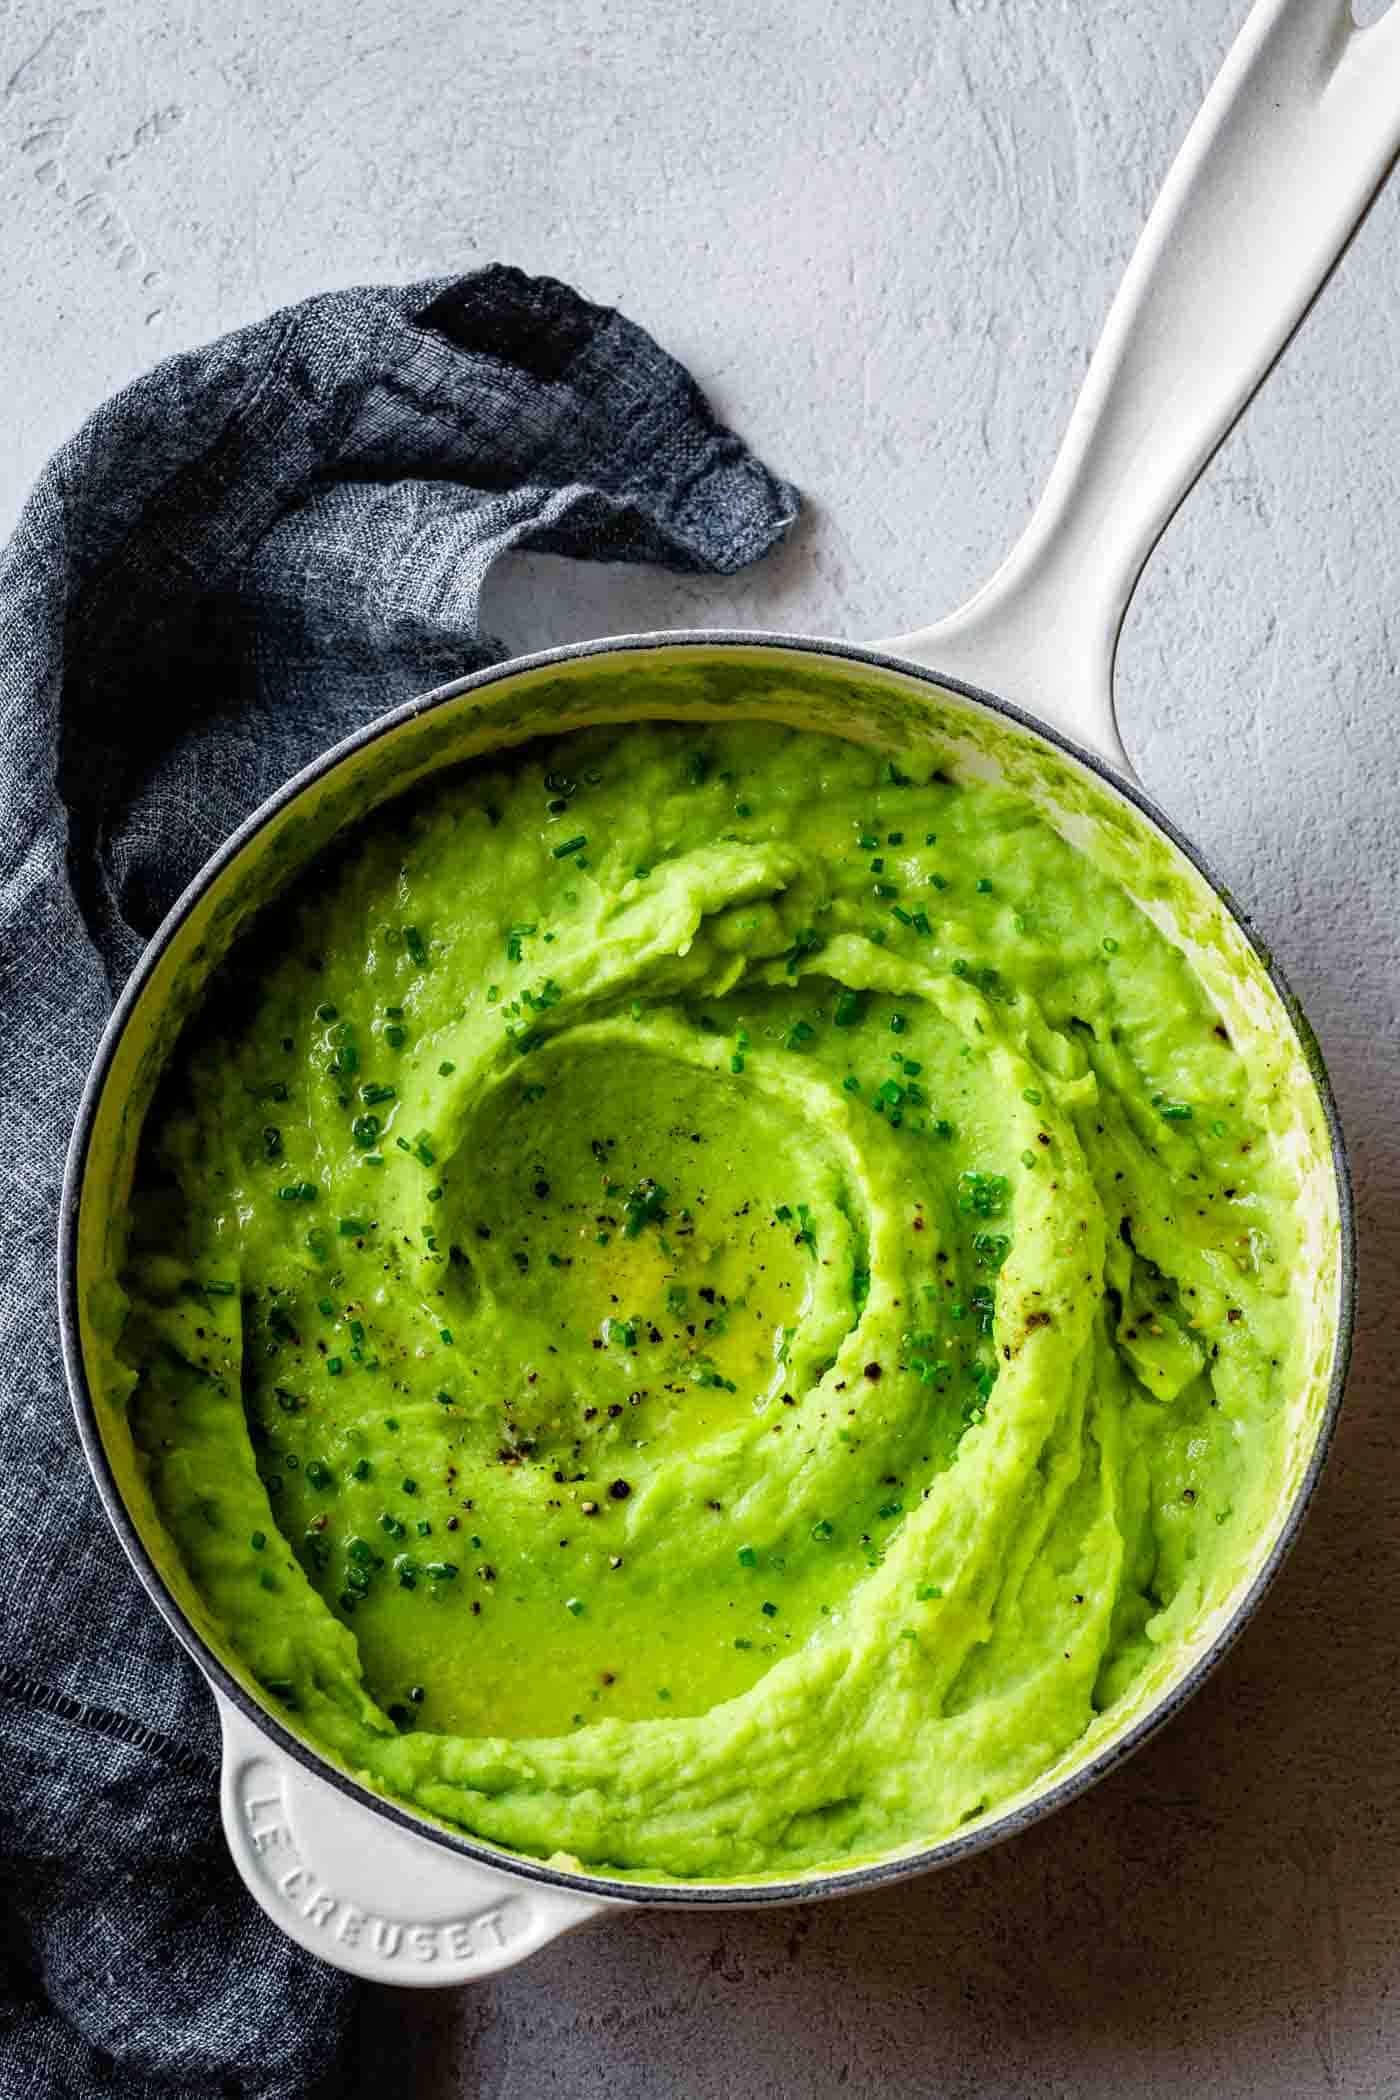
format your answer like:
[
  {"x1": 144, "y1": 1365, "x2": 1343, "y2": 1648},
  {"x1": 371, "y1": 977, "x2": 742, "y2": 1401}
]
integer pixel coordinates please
[{"x1": 121, "y1": 719, "x2": 1305, "y2": 1879}]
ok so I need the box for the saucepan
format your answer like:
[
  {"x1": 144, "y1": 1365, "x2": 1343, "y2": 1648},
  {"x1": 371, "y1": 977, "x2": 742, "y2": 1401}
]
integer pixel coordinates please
[{"x1": 60, "y1": 0, "x2": 1395, "y2": 1984}]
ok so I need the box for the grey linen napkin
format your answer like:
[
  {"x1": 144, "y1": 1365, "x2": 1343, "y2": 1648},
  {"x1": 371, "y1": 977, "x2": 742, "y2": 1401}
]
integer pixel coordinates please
[{"x1": 0, "y1": 265, "x2": 798, "y2": 2100}]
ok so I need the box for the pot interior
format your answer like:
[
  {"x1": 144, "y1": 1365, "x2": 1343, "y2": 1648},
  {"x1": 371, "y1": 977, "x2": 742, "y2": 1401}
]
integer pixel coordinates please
[{"x1": 67, "y1": 637, "x2": 1348, "y2": 1893}]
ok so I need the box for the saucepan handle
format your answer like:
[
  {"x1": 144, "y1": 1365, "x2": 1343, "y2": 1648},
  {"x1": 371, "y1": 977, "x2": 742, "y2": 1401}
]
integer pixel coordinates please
[
  {"x1": 882, "y1": 0, "x2": 1400, "y2": 772},
  {"x1": 215, "y1": 1691, "x2": 613, "y2": 1985}
]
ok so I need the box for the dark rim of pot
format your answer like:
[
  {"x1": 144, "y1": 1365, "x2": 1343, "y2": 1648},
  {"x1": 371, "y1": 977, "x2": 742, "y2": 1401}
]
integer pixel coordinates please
[{"x1": 58, "y1": 629, "x2": 1357, "y2": 1910}]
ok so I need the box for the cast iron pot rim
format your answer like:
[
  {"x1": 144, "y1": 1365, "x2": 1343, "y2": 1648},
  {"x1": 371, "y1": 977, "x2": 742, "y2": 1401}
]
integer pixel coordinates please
[{"x1": 58, "y1": 627, "x2": 1357, "y2": 1909}]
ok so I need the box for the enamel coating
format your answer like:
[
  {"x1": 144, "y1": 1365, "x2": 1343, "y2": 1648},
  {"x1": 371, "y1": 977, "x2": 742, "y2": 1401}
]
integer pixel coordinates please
[{"x1": 59, "y1": 631, "x2": 1354, "y2": 1982}]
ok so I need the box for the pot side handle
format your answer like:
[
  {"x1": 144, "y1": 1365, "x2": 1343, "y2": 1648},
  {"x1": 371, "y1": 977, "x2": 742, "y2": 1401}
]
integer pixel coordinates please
[
  {"x1": 881, "y1": 0, "x2": 1400, "y2": 773},
  {"x1": 215, "y1": 1691, "x2": 612, "y2": 1986}
]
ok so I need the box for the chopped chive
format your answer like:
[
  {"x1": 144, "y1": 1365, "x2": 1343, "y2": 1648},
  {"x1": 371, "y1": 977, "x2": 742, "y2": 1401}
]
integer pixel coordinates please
[
  {"x1": 552, "y1": 834, "x2": 587, "y2": 859},
  {"x1": 782, "y1": 927, "x2": 826, "y2": 974}
]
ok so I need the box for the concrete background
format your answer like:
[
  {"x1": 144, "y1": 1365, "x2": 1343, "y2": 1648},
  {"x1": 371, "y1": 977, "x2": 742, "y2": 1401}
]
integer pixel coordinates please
[{"x1": 5, "y1": 1, "x2": 1400, "y2": 2093}]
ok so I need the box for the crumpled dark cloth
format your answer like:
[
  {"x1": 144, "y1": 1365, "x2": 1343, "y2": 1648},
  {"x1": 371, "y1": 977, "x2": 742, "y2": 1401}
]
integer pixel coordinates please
[{"x1": 0, "y1": 266, "x2": 798, "y2": 2100}]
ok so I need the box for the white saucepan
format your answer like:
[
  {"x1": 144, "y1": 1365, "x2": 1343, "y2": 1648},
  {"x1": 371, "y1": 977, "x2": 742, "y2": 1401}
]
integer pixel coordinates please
[{"x1": 61, "y1": 0, "x2": 1396, "y2": 1983}]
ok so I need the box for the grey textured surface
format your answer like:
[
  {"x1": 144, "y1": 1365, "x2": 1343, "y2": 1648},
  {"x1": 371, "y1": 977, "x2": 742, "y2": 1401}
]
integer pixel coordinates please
[{"x1": 4, "y1": 2, "x2": 1399, "y2": 2095}]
